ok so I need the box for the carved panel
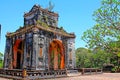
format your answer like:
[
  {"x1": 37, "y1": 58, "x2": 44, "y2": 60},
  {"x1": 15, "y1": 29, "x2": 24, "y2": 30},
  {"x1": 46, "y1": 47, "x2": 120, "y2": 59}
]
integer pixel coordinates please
[{"x1": 67, "y1": 38, "x2": 76, "y2": 69}]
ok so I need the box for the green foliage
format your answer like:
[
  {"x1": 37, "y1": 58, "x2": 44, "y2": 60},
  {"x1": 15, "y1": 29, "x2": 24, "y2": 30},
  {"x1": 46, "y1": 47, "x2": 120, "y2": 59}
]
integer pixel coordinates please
[
  {"x1": 93, "y1": 0, "x2": 120, "y2": 28},
  {"x1": 81, "y1": 0, "x2": 120, "y2": 69},
  {"x1": 0, "y1": 61, "x2": 3, "y2": 68},
  {"x1": 0, "y1": 52, "x2": 3, "y2": 61},
  {"x1": 111, "y1": 66, "x2": 120, "y2": 72},
  {"x1": 82, "y1": 0, "x2": 120, "y2": 49},
  {"x1": 51, "y1": 50, "x2": 54, "y2": 67},
  {"x1": 117, "y1": 53, "x2": 120, "y2": 57},
  {"x1": 81, "y1": 24, "x2": 108, "y2": 49},
  {"x1": 81, "y1": 0, "x2": 120, "y2": 65},
  {"x1": 37, "y1": 20, "x2": 49, "y2": 28},
  {"x1": 58, "y1": 53, "x2": 61, "y2": 68},
  {"x1": 92, "y1": 48, "x2": 113, "y2": 68},
  {"x1": 76, "y1": 47, "x2": 113, "y2": 68},
  {"x1": 76, "y1": 48, "x2": 93, "y2": 68},
  {"x1": 0, "y1": 52, "x2": 3, "y2": 68}
]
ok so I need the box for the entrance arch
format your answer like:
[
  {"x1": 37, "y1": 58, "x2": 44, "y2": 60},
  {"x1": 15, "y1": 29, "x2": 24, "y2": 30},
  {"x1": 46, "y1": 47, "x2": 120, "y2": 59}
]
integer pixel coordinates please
[
  {"x1": 49, "y1": 39, "x2": 65, "y2": 70},
  {"x1": 13, "y1": 39, "x2": 24, "y2": 69}
]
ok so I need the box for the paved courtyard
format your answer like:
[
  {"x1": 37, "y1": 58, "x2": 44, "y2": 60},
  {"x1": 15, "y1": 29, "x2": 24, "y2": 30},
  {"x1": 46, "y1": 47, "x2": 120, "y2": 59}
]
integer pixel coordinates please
[
  {"x1": 44, "y1": 73, "x2": 120, "y2": 80},
  {"x1": 0, "y1": 73, "x2": 120, "y2": 80}
]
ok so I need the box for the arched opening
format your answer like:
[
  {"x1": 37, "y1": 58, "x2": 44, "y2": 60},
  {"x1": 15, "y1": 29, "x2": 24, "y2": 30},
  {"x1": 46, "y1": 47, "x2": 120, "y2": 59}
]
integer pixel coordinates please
[
  {"x1": 49, "y1": 39, "x2": 65, "y2": 70},
  {"x1": 13, "y1": 39, "x2": 24, "y2": 69}
]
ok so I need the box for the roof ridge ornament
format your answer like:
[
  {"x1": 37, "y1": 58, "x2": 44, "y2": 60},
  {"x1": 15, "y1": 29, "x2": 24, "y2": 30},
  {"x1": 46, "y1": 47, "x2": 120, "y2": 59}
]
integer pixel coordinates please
[{"x1": 48, "y1": 0, "x2": 54, "y2": 11}]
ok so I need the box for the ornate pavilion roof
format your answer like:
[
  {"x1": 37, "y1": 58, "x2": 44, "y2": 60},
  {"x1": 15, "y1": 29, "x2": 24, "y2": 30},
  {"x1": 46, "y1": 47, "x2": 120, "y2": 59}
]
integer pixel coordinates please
[
  {"x1": 6, "y1": 24, "x2": 75, "y2": 38},
  {"x1": 6, "y1": 4, "x2": 75, "y2": 38}
]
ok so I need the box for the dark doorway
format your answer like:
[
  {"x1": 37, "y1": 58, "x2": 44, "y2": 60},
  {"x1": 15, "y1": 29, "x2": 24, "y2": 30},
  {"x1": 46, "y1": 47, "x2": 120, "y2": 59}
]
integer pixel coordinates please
[
  {"x1": 13, "y1": 39, "x2": 24, "y2": 69},
  {"x1": 16, "y1": 52, "x2": 21, "y2": 69}
]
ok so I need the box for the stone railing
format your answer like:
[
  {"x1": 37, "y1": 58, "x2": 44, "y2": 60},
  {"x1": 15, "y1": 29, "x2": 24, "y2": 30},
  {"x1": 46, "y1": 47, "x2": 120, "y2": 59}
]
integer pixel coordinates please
[
  {"x1": 0, "y1": 68, "x2": 67, "y2": 79},
  {"x1": 27, "y1": 70, "x2": 67, "y2": 79},
  {"x1": 0, "y1": 68, "x2": 23, "y2": 79},
  {"x1": 80, "y1": 68, "x2": 102, "y2": 75}
]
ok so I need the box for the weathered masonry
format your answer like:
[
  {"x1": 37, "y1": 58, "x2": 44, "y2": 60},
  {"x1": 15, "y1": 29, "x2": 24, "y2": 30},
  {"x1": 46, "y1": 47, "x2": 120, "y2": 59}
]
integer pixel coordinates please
[{"x1": 4, "y1": 4, "x2": 76, "y2": 71}]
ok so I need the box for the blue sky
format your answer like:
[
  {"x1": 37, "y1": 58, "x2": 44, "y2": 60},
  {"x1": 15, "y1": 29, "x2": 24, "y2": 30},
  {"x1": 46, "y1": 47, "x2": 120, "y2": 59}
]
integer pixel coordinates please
[{"x1": 0, "y1": 0, "x2": 101, "y2": 53}]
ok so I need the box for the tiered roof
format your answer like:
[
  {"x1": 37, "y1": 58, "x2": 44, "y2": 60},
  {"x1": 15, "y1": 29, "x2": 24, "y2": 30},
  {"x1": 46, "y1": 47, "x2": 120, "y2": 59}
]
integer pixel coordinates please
[
  {"x1": 6, "y1": 4, "x2": 75, "y2": 38},
  {"x1": 6, "y1": 24, "x2": 75, "y2": 38}
]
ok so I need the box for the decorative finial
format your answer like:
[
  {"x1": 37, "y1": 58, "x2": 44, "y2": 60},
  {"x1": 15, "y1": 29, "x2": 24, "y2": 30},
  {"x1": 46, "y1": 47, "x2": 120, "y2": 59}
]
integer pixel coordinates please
[{"x1": 48, "y1": 0, "x2": 54, "y2": 11}]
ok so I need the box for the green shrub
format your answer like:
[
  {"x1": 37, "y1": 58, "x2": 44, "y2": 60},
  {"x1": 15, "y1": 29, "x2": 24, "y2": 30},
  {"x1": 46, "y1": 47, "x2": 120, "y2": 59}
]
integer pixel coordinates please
[
  {"x1": 0, "y1": 61, "x2": 3, "y2": 68},
  {"x1": 111, "y1": 66, "x2": 120, "y2": 72}
]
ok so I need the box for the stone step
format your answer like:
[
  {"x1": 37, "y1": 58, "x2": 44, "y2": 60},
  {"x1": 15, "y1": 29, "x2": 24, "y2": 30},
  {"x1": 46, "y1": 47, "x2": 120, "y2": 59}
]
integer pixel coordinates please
[
  {"x1": 67, "y1": 70, "x2": 78, "y2": 73},
  {"x1": 67, "y1": 73, "x2": 81, "y2": 77},
  {"x1": 67, "y1": 69, "x2": 81, "y2": 77}
]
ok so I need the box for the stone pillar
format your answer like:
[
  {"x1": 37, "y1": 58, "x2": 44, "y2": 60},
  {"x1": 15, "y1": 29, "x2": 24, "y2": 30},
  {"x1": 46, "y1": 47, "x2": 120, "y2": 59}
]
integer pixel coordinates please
[
  {"x1": 23, "y1": 34, "x2": 27, "y2": 69},
  {"x1": 3, "y1": 40, "x2": 8, "y2": 69},
  {"x1": 31, "y1": 28, "x2": 39, "y2": 70},
  {"x1": 37, "y1": 34, "x2": 45, "y2": 70},
  {"x1": 42, "y1": 37, "x2": 46, "y2": 70},
  {"x1": 45, "y1": 37, "x2": 49, "y2": 70},
  {"x1": 8, "y1": 38, "x2": 13, "y2": 69},
  {"x1": 67, "y1": 38, "x2": 76, "y2": 69},
  {"x1": 72, "y1": 39, "x2": 76, "y2": 68},
  {"x1": 4, "y1": 38, "x2": 11, "y2": 69},
  {"x1": 62, "y1": 38, "x2": 68, "y2": 69}
]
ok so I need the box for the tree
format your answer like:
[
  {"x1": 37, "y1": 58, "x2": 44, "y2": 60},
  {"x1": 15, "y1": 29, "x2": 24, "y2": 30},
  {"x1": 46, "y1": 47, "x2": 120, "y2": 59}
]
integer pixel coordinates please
[
  {"x1": 76, "y1": 47, "x2": 93, "y2": 68},
  {"x1": 92, "y1": 48, "x2": 113, "y2": 68},
  {"x1": 93, "y1": 0, "x2": 120, "y2": 28},
  {"x1": 82, "y1": 0, "x2": 120, "y2": 51},
  {"x1": 76, "y1": 47, "x2": 112, "y2": 68},
  {"x1": 81, "y1": 0, "x2": 120, "y2": 68}
]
